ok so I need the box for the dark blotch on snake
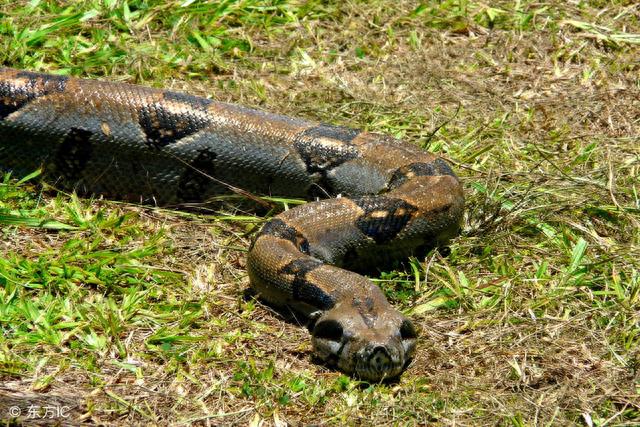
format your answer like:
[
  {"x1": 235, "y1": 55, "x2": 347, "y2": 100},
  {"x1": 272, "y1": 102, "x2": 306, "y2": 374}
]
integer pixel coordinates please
[
  {"x1": 354, "y1": 196, "x2": 417, "y2": 244},
  {"x1": 300, "y1": 123, "x2": 360, "y2": 143},
  {"x1": 280, "y1": 258, "x2": 333, "y2": 310},
  {"x1": 53, "y1": 127, "x2": 94, "y2": 183},
  {"x1": 139, "y1": 91, "x2": 212, "y2": 147},
  {"x1": 388, "y1": 159, "x2": 457, "y2": 189},
  {"x1": 176, "y1": 147, "x2": 217, "y2": 202},
  {"x1": 257, "y1": 219, "x2": 311, "y2": 254},
  {"x1": 0, "y1": 72, "x2": 68, "y2": 119},
  {"x1": 293, "y1": 124, "x2": 362, "y2": 196}
]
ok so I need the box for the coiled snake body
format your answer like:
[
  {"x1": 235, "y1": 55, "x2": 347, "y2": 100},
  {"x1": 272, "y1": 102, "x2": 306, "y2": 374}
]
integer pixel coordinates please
[{"x1": 0, "y1": 68, "x2": 464, "y2": 381}]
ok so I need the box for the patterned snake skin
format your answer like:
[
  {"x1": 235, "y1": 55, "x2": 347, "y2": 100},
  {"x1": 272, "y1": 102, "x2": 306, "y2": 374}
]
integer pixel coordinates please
[{"x1": 0, "y1": 68, "x2": 464, "y2": 381}]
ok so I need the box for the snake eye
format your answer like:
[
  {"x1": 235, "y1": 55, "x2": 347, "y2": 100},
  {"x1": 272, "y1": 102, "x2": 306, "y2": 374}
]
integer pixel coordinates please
[
  {"x1": 313, "y1": 320, "x2": 343, "y2": 341},
  {"x1": 400, "y1": 319, "x2": 417, "y2": 340}
]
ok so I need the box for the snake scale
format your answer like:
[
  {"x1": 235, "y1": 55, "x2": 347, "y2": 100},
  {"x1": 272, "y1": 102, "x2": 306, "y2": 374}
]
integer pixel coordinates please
[{"x1": 0, "y1": 67, "x2": 464, "y2": 381}]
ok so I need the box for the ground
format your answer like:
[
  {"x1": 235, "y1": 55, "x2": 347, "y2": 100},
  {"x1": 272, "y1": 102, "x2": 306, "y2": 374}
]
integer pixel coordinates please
[{"x1": 0, "y1": 0, "x2": 639, "y2": 425}]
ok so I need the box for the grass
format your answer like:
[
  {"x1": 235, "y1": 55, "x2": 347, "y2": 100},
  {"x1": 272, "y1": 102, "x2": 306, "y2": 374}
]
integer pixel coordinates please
[{"x1": 1, "y1": 0, "x2": 639, "y2": 425}]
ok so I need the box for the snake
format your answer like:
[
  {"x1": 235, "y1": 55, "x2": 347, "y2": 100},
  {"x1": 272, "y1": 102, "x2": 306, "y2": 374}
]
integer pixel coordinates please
[{"x1": 0, "y1": 67, "x2": 464, "y2": 381}]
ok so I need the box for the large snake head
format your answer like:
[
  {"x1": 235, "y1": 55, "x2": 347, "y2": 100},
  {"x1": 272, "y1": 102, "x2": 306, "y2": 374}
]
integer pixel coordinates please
[{"x1": 309, "y1": 300, "x2": 417, "y2": 381}]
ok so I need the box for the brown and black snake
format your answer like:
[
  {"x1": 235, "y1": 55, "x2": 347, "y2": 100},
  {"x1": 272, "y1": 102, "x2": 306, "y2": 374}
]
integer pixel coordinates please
[{"x1": 0, "y1": 67, "x2": 464, "y2": 381}]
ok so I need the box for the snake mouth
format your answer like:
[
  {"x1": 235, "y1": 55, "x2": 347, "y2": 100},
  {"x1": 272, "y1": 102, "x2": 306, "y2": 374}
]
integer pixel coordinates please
[{"x1": 353, "y1": 344, "x2": 405, "y2": 382}]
